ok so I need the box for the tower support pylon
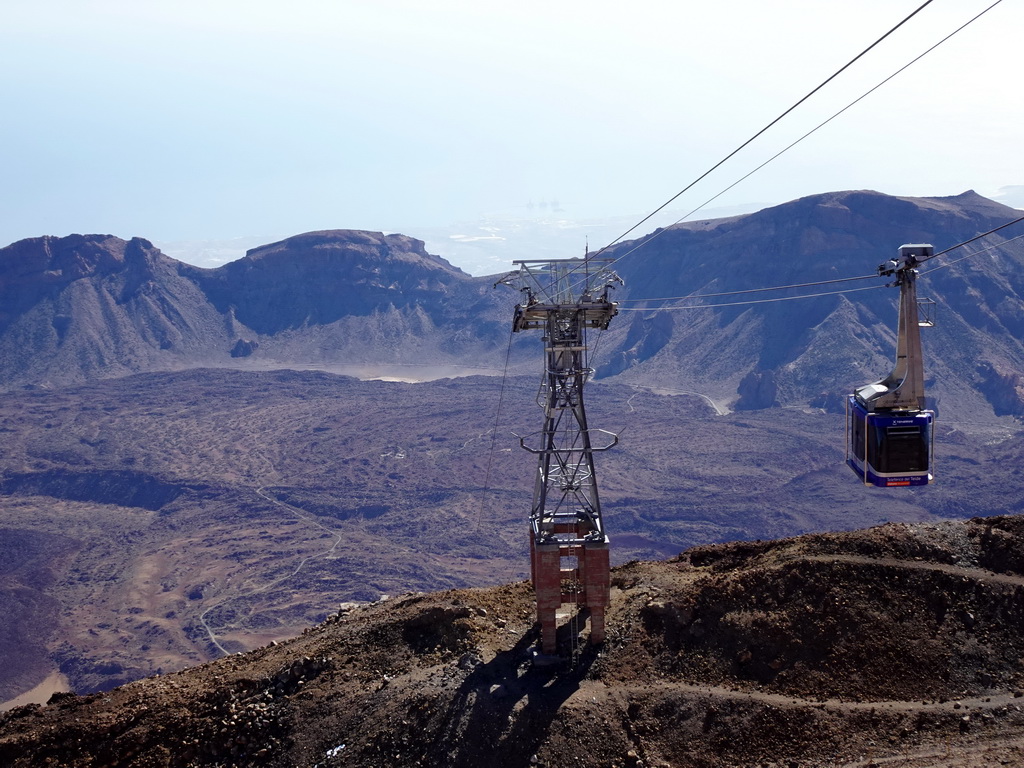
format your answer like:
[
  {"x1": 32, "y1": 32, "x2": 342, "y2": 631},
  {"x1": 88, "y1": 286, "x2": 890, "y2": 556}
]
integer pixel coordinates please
[{"x1": 497, "y1": 257, "x2": 621, "y2": 655}]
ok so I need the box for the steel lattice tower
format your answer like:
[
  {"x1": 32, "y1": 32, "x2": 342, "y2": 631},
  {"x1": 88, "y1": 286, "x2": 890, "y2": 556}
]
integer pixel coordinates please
[{"x1": 498, "y1": 257, "x2": 621, "y2": 654}]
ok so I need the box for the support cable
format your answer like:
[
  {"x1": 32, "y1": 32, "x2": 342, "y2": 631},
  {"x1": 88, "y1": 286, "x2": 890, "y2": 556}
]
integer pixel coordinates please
[
  {"x1": 604, "y1": 0, "x2": 1003, "y2": 274},
  {"x1": 920, "y1": 232, "x2": 1024, "y2": 275},
  {"x1": 560, "y1": 0, "x2": 1003, "y2": 302},
  {"x1": 615, "y1": 273, "x2": 878, "y2": 305},
  {"x1": 589, "y1": 0, "x2": 938, "y2": 261},
  {"x1": 617, "y1": 283, "x2": 886, "y2": 311},
  {"x1": 476, "y1": 325, "x2": 517, "y2": 540},
  {"x1": 614, "y1": 217, "x2": 1024, "y2": 311},
  {"x1": 921, "y1": 213, "x2": 1024, "y2": 264}
]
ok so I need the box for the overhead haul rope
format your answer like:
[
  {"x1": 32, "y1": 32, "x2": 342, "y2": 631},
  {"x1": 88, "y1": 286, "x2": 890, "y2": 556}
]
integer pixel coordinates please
[
  {"x1": 615, "y1": 273, "x2": 878, "y2": 306},
  {"x1": 550, "y1": 0, "x2": 941, "y2": 300},
  {"x1": 588, "y1": 0, "x2": 937, "y2": 260},
  {"x1": 617, "y1": 283, "x2": 886, "y2": 312},
  {"x1": 604, "y1": 0, "x2": 1004, "y2": 276},
  {"x1": 560, "y1": 0, "x2": 1003, "y2": 303},
  {"x1": 921, "y1": 232, "x2": 1024, "y2": 275},
  {"x1": 920, "y1": 213, "x2": 1024, "y2": 265}
]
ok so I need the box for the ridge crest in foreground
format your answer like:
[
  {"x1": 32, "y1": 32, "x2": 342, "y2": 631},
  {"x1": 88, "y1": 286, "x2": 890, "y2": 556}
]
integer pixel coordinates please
[{"x1": 5, "y1": 514, "x2": 1024, "y2": 767}]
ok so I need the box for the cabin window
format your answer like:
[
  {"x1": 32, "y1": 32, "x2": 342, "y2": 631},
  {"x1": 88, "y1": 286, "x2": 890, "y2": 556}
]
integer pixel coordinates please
[
  {"x1": 850, "y1": 409, "x2": 866, "y2": 461},
  {"x1": 876, "y1": 424, "x2": 929, "y2": 473}
]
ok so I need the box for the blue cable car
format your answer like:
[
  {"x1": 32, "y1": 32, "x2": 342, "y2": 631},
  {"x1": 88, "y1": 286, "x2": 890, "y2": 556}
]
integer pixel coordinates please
[
  {"x1": 848, "y1": 244, "x2": 935, "y2": 487},
  {"x1": 847, "y1": 398, "x2": 933, "y2": 486}
]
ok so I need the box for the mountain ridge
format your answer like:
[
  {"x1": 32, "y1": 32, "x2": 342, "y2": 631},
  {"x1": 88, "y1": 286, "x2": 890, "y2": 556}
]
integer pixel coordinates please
[
  {"x1": 0, "y1": 229, "x2": 510, "y2": 389},
  {"x1": 3, "y1": 188, "x2": 1022, "y2": 421}
]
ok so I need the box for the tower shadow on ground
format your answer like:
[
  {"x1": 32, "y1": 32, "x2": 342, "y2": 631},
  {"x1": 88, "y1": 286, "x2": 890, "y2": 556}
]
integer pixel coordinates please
[{"x1": 426, "y1": 615, "x2": 602, "y2": 768}]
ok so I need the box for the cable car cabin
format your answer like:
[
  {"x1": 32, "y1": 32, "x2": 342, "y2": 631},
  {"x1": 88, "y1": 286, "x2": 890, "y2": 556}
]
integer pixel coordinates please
[{"x1": 847, "y1": 396, "x2": 933, "y2": 487}]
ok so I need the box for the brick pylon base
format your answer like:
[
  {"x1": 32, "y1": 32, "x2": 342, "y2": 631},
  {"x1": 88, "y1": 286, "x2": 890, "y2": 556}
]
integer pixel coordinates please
[{"x1": 530, "y1": 532, "x2": 610, "y2": 655}]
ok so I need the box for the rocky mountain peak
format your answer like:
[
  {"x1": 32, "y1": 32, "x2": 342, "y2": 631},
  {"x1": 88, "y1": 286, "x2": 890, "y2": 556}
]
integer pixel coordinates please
[
  {"x1": 242, "y1": 229, "x2": 466, "y2": 277},
  {"x1": 0, "y1": 234, "x2": 172, "y2": 289},
  {"x1": 602, "y1": 188, "x2": 1024, "y2": 415},
  {"x1": 195, "y1": 229, "x2": 472, "y2": 335},
  {"x1": 0, "y1": 235, "x2": 130, "y2": 330},
  {"x1": 0, "y1": 234, "x2": 126, "y2": 280}
]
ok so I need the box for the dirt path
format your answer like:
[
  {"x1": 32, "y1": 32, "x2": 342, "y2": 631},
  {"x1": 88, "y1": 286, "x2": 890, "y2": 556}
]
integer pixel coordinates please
[
  {"x1": 836, "y1": 737, "x2": 1024, "y2": 768},
  {"x1": 195, "y1": 427, "x2": 347, "y2": 656},
  {"x1": 573, "y1": 679, "x2": 1021, "y2": 715},
  {"x1": 628, "y1": 384, "x2": 730, "y2": 416},
  {"x1": 799, "y1": 553, "x2": 1024, "y2": 589},
  {"x1": 197, "y1": 483, "x2": 345, "y2": 655},
  {"x1": 0, "y1": 672, "x2": 70, "y2": 712}
]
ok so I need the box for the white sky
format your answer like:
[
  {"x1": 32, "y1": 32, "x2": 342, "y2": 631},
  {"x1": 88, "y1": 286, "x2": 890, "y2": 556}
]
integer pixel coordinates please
[{"x1": 1, "y1": 0, "x2": 1021, "y2": 254}]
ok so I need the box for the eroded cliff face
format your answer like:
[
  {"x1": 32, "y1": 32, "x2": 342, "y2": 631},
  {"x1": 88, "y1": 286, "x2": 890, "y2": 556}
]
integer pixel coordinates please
[
  {"x1": 0, "y1": 235, "x2": 236, "y2": 387},
  {"x1": 190, "y1": 230, "x2": 470, "y2": 334},
  {"x1": 978, "y1": 362, "x2": 1024, "y2": 417},
  {"x1": 0, "y1": 230, "x2": 512, "y2": 389},
  {"x1": 0, "y1": 234, "x2": 129, "y2": 329}
]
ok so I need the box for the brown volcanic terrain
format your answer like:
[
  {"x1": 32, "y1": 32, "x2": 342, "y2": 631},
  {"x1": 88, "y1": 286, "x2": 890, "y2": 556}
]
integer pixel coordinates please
[
  {"x1": 3, "y1": 188, "x2": 1024, "y2": 737},
  {"x1": 5, "y1": 515, "x2": 1024, "y2": 767},
  {"x1": 1, "y1": 368, "x2": 1022, "y2": 706}
]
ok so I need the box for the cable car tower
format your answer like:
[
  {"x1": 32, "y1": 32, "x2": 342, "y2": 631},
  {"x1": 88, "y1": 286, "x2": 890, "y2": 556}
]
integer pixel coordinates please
[
  {"x1": 847, "y1": 244, "x2": 935, "y2": 487},
  {"x1": 497, "y1": 257, "x2": 622, "y2": 655}
]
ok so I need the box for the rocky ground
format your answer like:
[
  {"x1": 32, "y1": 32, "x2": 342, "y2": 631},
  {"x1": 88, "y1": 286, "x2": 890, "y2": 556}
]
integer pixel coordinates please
[{"x1": 5, "y1": 514, "x2": 1024, "y2": 767}]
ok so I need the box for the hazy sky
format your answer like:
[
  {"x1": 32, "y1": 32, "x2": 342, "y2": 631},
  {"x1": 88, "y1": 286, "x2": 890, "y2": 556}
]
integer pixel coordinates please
[{"x1": 2, "y1": 0, "x2": 1021, "y2": 256}]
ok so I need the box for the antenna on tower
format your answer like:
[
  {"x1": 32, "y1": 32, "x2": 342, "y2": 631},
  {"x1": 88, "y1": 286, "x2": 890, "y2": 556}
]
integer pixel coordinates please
[{"x1": 496, "y1": 257, "x2": 622, "y2": 655}]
